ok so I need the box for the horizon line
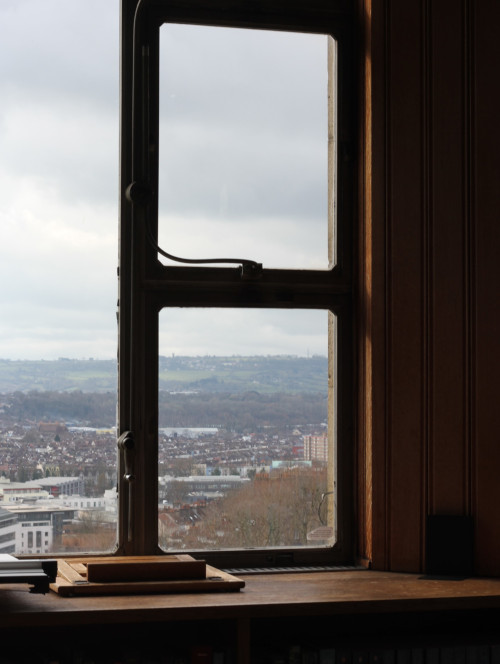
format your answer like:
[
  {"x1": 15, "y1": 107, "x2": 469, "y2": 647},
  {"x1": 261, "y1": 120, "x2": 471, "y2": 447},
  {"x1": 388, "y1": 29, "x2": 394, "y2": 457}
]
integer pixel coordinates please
[{"x1": 0, "y1": 353, "x2": 328, "y2": 362}]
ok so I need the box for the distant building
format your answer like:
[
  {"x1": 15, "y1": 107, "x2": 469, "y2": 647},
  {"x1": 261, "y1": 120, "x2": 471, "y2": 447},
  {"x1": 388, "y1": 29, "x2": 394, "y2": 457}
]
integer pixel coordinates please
[
  {"x1": 159, "y1": 427, "x2": 218, "y2": 438},
  {"x1": 303, "y1": 433, "x2": 328, "y2": 463},
  {"x1": 37, "y1": 421, "x2": 67, "y2": 435},
  {"x1": 0, "y1": 477, "x2": 84, "y2": 502},
  {"x1": 36, "y1": 476, "x2": 84, "y2": 497},
  {"x1": 0, "y1": 507, "x2": 17, "y2": 554},
  {"x1": 0, "y1": 482, "x2": 50, "y2": 503},
  {"x1": 271, "y1": 460, "x2": 312, "y2": 470},
  {"x1": 60, "y1": 495, "x2": 106, "y2": 511},
  {"x1": 1, "y1": 505, "x2": 75, "y2": 555},
  {"x1": 160, "y1": 475, "x2": 249, "y2": 504}
]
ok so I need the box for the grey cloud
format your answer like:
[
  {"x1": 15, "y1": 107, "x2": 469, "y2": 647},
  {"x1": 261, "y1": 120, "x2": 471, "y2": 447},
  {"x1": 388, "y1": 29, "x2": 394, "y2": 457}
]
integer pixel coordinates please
[
  {"x1": 160, "y1": 23, "x2": 328, "y2": 135},
  {"x1": 158, "y1": 24, "x2": 330, "y2": 224},
  {"x1": 0, "y1": 0, "x2": 119, "y2": 110},
  {"x1": 158, "y1": 122, "x2": 327, "y2": 222}
]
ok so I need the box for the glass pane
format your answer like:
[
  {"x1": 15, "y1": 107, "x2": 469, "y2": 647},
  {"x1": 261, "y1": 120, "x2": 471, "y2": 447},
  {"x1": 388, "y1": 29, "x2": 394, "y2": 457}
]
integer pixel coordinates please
[
  {"x1": 158, "y1": 309, "x2": 336, "y2": 551},
  {"x1": 0, "y1": 0, "x2": 118, "y2": 554},
  {"x1": 159, "y1": 25, "x2": 336, "y2": 270}
]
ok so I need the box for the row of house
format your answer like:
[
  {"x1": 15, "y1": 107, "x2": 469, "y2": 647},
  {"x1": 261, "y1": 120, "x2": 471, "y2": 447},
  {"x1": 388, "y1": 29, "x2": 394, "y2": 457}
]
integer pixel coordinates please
[{"x1": 0, "y1": 476, "x2": 85, "y2": 503}]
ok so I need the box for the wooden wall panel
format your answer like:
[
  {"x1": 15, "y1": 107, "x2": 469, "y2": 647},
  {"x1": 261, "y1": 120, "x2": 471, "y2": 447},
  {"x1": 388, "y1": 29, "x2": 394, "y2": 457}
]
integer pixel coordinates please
[
  {"x1": 364, "y1": 0, "x2": 500, "y2": 574},
  {"x1": 472, "y1": 0, "x2": 500, "y2": 576},
  {"x1": 357, "y1": 0, "x2": 373, "y2": 566},
  {"x1": 361, "y1": 0, "x2": 389, "y2": 570},
  {"x1": 385, "y1": 0, "x2": 426, "y2": 572},
  {"x1": 428, "y1": 1, "x2": 469, "y2": 516}
]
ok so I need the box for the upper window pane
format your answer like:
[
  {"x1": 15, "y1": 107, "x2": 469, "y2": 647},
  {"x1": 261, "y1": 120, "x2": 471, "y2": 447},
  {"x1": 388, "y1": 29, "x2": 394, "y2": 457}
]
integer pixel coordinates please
[{"x1": 159, "y1": 25, "x2": 336, "y2": 270}]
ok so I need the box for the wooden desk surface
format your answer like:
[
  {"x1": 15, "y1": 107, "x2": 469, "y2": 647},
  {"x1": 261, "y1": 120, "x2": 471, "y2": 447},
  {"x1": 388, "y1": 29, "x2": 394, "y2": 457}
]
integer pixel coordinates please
[{"x1": 2, "y1": 570, "x2": 500, "y2": 627}]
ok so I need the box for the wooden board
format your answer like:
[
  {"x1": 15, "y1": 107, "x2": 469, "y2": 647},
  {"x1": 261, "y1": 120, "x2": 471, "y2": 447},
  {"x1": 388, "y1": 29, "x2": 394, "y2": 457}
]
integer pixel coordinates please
[
  {"x1": 86, "y1": 555, "x2": 206, "y2": 583},
  {"x1": 50, "y1": 555, "x2": 245, "y2": 597}
]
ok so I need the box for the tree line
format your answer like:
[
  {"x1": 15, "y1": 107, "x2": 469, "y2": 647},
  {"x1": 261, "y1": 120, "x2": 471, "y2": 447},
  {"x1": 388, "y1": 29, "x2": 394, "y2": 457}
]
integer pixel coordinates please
[
  {"x1": 1, "y1": 391, "x2": 327, "y2": 430},
  {"x1": 160, "y1": 467, "x2": 330, "y2": 550}
]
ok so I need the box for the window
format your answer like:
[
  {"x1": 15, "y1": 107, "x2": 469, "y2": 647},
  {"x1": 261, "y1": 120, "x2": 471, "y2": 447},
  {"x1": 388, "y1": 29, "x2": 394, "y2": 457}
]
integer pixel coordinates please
[
  {"x1": 0, "y1": 0, "x2": 353, "y2": 564},
  {"x1": 0, "y1": 0, "x2": 118, "y2": 555},
  {"x1": 118, "y1": 0, "x2": 355, "y2": 566}
]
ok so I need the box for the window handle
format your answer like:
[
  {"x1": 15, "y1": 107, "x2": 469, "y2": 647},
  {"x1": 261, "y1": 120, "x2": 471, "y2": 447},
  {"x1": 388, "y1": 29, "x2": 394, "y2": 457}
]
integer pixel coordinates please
[
  {"x1": 118, "y1": 430, "x2": 135, "y2": 481},
  {"x1": 126, "y1": 180, "x2": 263, "y2": 280},
  {"x1": 117, "y1": 431, "x2": 135, "y2": 542}
]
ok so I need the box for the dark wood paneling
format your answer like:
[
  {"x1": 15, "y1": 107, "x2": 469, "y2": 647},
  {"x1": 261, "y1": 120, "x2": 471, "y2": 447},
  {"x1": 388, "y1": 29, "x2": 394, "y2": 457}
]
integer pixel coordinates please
[
  {"x1": 365, "y1": 0, "x2": 500, "y2": 574},
  {"x1": 428, "y1": 1, "x2": 469, "y2": 516},
  {"x1": 385, "y1": 0, "x2": 426, "y2": 572},
  {"x1": 472, "y1": 0, "x2": 500, "y2": 577}
]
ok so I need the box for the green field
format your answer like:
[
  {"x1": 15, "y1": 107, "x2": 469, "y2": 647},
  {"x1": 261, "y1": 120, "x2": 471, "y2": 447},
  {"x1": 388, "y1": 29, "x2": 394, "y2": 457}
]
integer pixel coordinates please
[{"x1": 0, "y1": 355, "x2": 327, "y2": 394}]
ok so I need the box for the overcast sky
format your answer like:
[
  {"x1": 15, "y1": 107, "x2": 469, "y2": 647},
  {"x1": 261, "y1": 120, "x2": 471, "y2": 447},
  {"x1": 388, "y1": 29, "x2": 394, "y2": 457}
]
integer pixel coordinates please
[{"x1": 0, "y1": 1, "x2": 332, "y2": 360}]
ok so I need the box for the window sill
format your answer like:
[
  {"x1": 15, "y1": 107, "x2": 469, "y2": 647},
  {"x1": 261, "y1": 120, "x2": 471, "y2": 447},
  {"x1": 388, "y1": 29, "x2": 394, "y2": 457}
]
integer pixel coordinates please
[{"x1": 2, "y1": 569, "x2": 500, "y2": 628}]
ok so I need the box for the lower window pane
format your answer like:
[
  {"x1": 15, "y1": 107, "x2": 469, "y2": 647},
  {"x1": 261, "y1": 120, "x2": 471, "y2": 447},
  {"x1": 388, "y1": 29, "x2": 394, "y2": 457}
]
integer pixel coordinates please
[{"x1": 158, "y1": 309, "x2": 336, "y2": 552}]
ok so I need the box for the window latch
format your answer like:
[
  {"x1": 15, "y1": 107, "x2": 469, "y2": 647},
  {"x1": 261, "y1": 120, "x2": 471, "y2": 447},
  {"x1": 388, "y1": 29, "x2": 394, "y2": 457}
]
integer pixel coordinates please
[
  {"x1": 118, "y1": 430, "x2": 135, "y2": 482},
  {"x1": 117, "y1": 431, "x2": 135, "y2": 542}
]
